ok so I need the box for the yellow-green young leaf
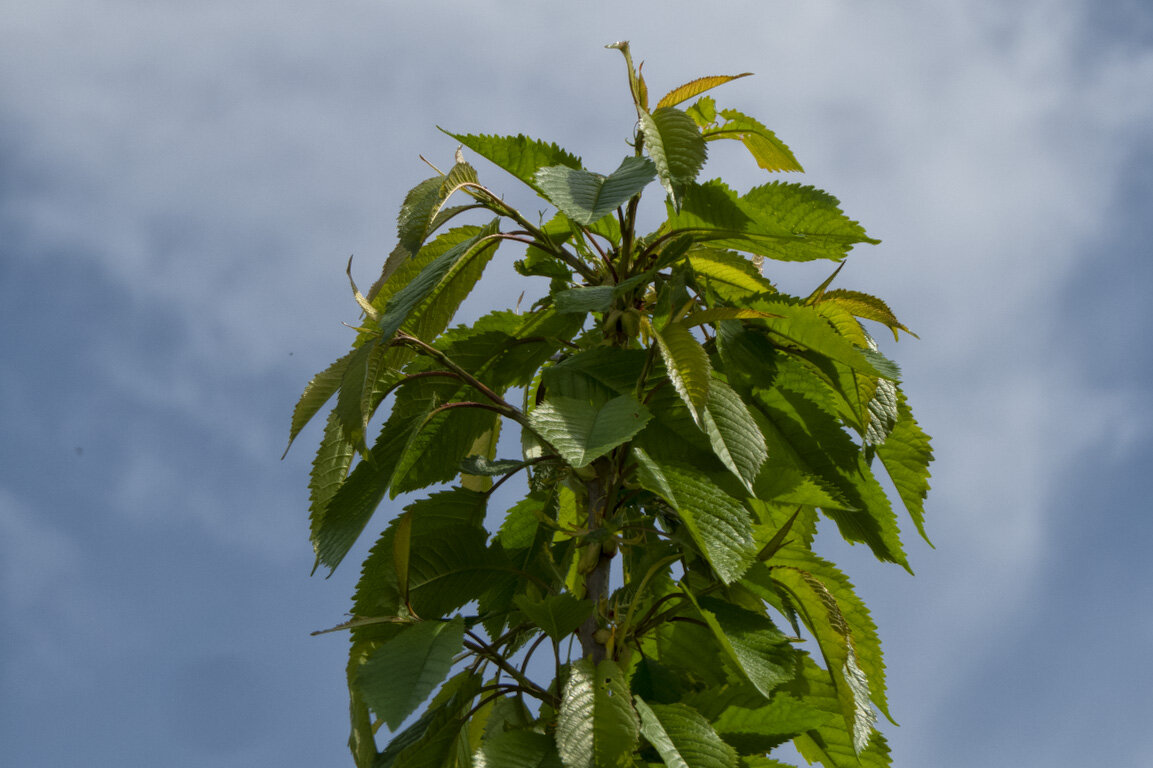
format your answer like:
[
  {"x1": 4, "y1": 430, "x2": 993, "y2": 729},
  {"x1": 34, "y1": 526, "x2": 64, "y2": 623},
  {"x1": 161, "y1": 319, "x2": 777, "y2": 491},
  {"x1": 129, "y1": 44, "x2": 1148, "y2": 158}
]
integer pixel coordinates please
[
  {"x1": 703, "y1": 378, "x2": 768, "y2": 494},
  {"x1": 556, "y1": 659, "x2": 639, "y2": 768},
  {"x1": 875, "y1": 392, "x2": 933, "y2": 544},
  {"x1": 529, "y1": 393, "x2": 652, "y2": 469},
  {"x1": 460, "y1": 422, "x2": 501, "y2": 492},
  {"x1": 653, "y1": 320, "x2": 711, "y2": 426},
  {"x1": 818, "y1": 289, "x2": 915, "y2": 341},
  {"x1": 639, "y1": 106, "x2": 707, "y2": 209},
  {"x1": 702, "y1": 108, "x2": 804, "y2": 173},
  {"x1": 442, "y1": 130, "x2": 583, "y2": 193},
  {"x1": 656, "y1": 73, "x2": 753, "y2": 109},
  {"x1": 633, "y1": 449, "x2": 757, "y2": 584},
  {"x1": 634, "y1": 698, "x2": 737, "y2": 768},
  {"x1": 356, "y1": 617, "x2": 465, "y2": 730},
  {"x1": 285, "y1": 349, "x2": 354, "y2": 457},
  {"x1": 535, "y1": 156, "x2": 656, "y2": 226},
  {"x1": 684, "y1": 248, "x2": 777, "y2": 302},
  {"x1": 308, "y1": 410, "x2": 356, "y2": 569}
]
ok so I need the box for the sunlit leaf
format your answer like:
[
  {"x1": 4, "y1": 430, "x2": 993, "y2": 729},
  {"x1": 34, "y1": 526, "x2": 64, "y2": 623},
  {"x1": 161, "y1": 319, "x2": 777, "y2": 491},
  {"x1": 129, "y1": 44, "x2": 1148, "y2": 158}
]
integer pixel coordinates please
[
  {"x1": 876, "y1": 391, "x2": 933, "y2": 543},
  {"x1": 529, "y1": 393, "x2": 652, "y2": 468},
  {"x1": 634, "y1": 697, "x2": 737, "y2": 768},
  {"x1": 656, "y1": 73, "x2": 753, "y2": 109},
  {"x1": 640, "y1": 106, "x2": 707, "y2": 209},
  {"x1": 653, "y1": 320, "x2": 712, "y2": 426},
  {"x1": 536, "y1": 156, "x2": 656, "y2": 226},
  {"x1": 443, "y1": 130, "x2": 583, "y2": 192},
  {"x1": 702, "y1": 108, "x2": 804, "y2": 173},
  {"x1": 556, "y1": 659, "x2": 639, "y2": 768}
]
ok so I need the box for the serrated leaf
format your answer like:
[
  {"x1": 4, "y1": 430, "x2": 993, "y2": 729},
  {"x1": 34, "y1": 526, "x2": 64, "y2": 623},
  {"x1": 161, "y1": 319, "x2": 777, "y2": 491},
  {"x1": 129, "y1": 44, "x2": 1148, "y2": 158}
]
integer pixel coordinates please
[
  {"x1": 443, "y1": 130, "x2": 583, "y2": 192},
  {"x1": 640, "y1": 106, "x2": 707, "y2": 209},
  {"x1": 476, "y1": 730, "x2": 564, "y2": 768},
  {"x1": 634, "y1": 698, "x2": 737, "y2": 768},
  {"x1": 308, "y1": 410, "x2": 356, "y2": 567},
  {"x1": 536, "y1": 156, "x2": 656, "y2": 226},
  {"x1": 514, "y1": 593, "x2": 594, "y2": 642},
  {"x1": 356, "y1": 617, "x2": 465, "y2": 730},
  {"x1": 656, "y1": 73, "x2": 753, "y2": 109},
  {"x1": 690, "y1": 595, "x2": 796, "y2": 699},
  {"x1": 377, "y1": 220, "x2": 501, "y2": 342},
  {"x1": 684, "y1": 247, "x2": 777, "y2": 301},
  {"x1": 632, "y1": 449, "x2": 757, "y2": 583},
  {"x1": 702, "y1": 108, "x2": 803, "y2": 173},
  {"x1": 285, "y1": 350, "x2": 354, "y2": 457},
  {"x1": 529, "y1": 393, "x2": 652, "y2": 468},
  {"x1": 667, "y1": 180, "x2": 878, "y2": 263},
  {"x1": 460, "y1": 455, "x2": 529, "y2": 476},
  {"x1": 703, "y1": 378, "x2": 768, "y2": 493},
  {"x1": 818, "y1": 289, "x2": 914, "y2": 341},
  {"x1": 876, "y1": 392, "x2": 933, "y2": 543},
  {"x1": 710, "y1": 693, "x2": 836, "y2": 754},
  {"x1": 789, "y1": 656, "x2": 892, "y2": 768},
  {"x1": 653, "y1": 320, "x2": 711, "y2": 426},
  {"x1": 556, "y1": 659, "x2": 639, "y2": 768}
]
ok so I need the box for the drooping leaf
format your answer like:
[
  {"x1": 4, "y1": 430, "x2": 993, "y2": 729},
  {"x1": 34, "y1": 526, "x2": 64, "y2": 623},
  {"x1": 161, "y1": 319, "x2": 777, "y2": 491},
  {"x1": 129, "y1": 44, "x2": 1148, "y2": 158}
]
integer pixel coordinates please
[
  {"x1": 817, "y1": 290, "x2": 914, "y2": 342},
  {"x1": 640, "y1": 106, "x2": 707, "y2": 209},
  {"x1": 788, "y1": 656, "x2": 892, "y2": 768},
  {"x1": 529, "y1": 393, "x2": 652, "y2": 468},
  {"x1": 536, "y1": 156, "x2": 656, "y2": 226},
  {"x1": 702, "y1": 107, "x2": 804, "y2": 173},
  {"x1": 656, "y1": 73, "x2": 753, "y2": 109},
  {"x1": 634, "y1": 698, "x2": 737, "y2": 768},
  {"x1": 653, "y1": 320, "x2": 712, "y2": 426},
  {"x1": 703, "y1": 378, "x2": 769, "y2": 493},
  {"x1": 556, "y1": 658, "x2": 639, "y2": 768},
  {"x1": 308, "y1": 410, "x2": 356, "y2": 565},
  {"x1": 514, "y1": 593, "x2": 594, "y2": 642},
  {"x1": 689, "y1": 595, "x2": 796, "y2": 699},
  {"x1": 709, "y1": 693, "x2": 836, "y2": 754},
  {"x1": 633, "y1": 449, "x2": 757, "y2": 584},
  {"x1": 377, "y1": 220, "x2": 501, "y2": 342},
  {"x1": 285, "y1": 350, "x2": 354, "y2": 456},
  {"x1": 356, "y1": 616, "x2": 465, "y2": 730},
  {"x1": 875, "y1": 391, "x2": 933, "y2": 544},
  {"x1": 443, "y1": 130, "x2": 583, "y2": 192}
]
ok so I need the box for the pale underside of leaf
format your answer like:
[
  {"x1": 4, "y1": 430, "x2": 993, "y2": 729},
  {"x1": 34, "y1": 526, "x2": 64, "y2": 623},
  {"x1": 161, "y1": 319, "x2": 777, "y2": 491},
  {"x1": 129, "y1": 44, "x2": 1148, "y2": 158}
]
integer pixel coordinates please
[{"x1": 535, "y1": 156, "x2": 656, "y2": 226}]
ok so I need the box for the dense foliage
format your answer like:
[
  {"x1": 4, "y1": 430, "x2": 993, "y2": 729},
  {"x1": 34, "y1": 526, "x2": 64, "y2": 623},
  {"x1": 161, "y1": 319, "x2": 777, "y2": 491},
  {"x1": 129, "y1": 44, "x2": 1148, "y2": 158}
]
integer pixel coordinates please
[{"x1": 288, "y1": 42, "x2": 933, "y2": 768}]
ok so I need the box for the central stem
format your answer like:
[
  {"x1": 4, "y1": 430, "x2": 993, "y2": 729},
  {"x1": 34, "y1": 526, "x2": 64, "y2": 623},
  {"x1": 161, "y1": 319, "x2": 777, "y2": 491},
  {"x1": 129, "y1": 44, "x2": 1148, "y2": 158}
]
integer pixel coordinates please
[{"x1": 576, "y1": 473, "x2": 613, "y2": 662}]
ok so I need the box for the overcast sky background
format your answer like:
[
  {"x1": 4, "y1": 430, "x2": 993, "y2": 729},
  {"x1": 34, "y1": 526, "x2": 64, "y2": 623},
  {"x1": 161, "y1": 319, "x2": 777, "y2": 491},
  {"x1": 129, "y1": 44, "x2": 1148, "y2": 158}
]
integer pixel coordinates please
[{"x1": 3, "y1": 1, "x2": 1152, "y2": 766}]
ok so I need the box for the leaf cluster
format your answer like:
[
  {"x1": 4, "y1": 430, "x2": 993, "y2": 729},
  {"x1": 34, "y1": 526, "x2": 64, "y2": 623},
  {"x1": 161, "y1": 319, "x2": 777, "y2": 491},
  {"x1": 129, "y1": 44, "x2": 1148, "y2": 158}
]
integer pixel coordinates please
[{"x1": 288, "y1": 42, "x2": 932, "y2": 768}]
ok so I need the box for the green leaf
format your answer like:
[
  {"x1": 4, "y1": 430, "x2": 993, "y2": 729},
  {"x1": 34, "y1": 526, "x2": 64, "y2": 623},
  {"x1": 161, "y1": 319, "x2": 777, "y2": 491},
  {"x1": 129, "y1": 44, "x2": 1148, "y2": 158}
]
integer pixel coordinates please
[
  {"x1": 703, "y1": 378, "x2": 768, "y2": 493},
  {"x1": 875, "y1": 391, "x2": 933, "y2": 544},
  {"x1": 536, "y1": 156, "x2": 656, "y2": 226},
  {"x1": 556, "y1": 658, "x2": 639, "y2": 768},
  {"x1": 702, "y1": 108, "x2": 804, "y2": 173},
  {"x1": 443, "y1": 130, "x2": 583, "y2": 192},
  {"x1": 634, "y1": 698, "x2": 737, "y2": 768},
  {"x1": 285, "y1": 350, "x2": 354, "y2": 456},
  {"x1": 313, "y1": 408, "x2": 424, "y2": 573},
  {"x1": 554, "y1": 285, "x2": 617, "y2": 314},
  {"x1": 710, "y1": 693, "x2": 836, "y2": 754},
  {"x1": 691, "y1": 595, "x2": 796, "y2": 699},
  {"x1": 656, "y1": 74, "x2": 753, "y2": 109},
  {"x1": 357, "y1": 617, "x2": 465, "y2": 730},
  {"x1": 666, "y1": 180, "x2": 878, "y2": 263},
  {"x1": 514, "y1": 593, "x2": 594, "y2": 642},
  {"x1": 460, "y1": 455, "x2": 529, "y2": 477},
  {"x1": 633, "y1": 449, "x2": 757, "y2": 583},
  {"x1": 817, "y1": 290, "x2": 914, "y2": 342},
  {"x1": 640, "y1": 106, "x2": 707, "y2": 209},
  {"x1": 476, "y1": 730, "x2": 564, "y2": 768},
  {"x1": 751, "y1": 386, "x2": 908, "y2": 570},
  {"x1": 308, "y1": 410, "x2": 356, "y2": 567},
  {"x1": 788, "y1": 656, "x2": 892, "y2": 768},
  {"x1": 378, "y1": 220, "x2": 501, "y2": 342},
  {"x1": 653, "y1": 320, "x2": 712, "y2": 426},
  {"x1": 529, "y1": 393, "x2": 652, "y2": 468}
]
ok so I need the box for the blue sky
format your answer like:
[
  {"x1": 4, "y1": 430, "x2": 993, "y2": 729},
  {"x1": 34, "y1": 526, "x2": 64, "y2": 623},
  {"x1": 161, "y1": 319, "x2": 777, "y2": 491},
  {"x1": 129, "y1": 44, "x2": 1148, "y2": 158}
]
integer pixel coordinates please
[{"x1": 2, "y1": 1, "x2": 1152, "y2": 765}]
